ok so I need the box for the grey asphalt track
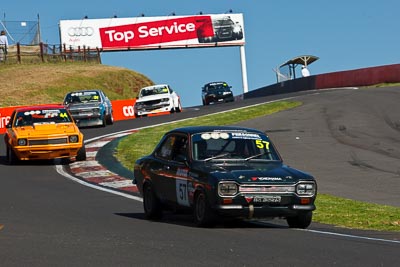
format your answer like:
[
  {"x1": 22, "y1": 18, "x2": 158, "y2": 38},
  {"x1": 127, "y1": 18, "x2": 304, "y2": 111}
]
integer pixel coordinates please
[{"x1": 235, "y1": 87, "x2": 400, "y2": 207}]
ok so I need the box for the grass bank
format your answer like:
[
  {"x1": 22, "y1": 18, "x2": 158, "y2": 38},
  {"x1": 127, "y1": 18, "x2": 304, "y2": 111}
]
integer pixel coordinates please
[
  {"x1": 116, "y1": 101, "x2": 400, "y2": 232},
  {"x1": 0, "y1": 63, "x2": 153, "y2": 107}
]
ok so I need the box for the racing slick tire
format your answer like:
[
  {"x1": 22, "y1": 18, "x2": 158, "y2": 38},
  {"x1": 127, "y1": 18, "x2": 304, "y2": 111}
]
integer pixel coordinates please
[
  {"x1": 106, "y1": 112, "x2": 114, "y2": 125},
  {"x1": 175, "y1": 101, "x2": 182, "y2": 113},
  {"x1": 6, "y1": 146, "x2": 18, "y2": 165},
  {"x1": 143, "y1": 183, "x2": 163, "y2": 220},
  {"x1": 286, "y1": 211, "x2": 313, "y2": 229},
  {"x1": 193, "y1": 190, "x2": 216, "y2": 227},
  {"x1": 101, "y1": 113, "x2": 107, "y2": 127},
  {"x1": 76, "y1": 145, "x2": 87, "y2": 161}
]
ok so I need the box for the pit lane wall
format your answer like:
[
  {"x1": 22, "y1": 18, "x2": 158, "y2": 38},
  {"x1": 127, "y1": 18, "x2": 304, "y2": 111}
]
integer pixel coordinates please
[{"x1": 243, "y1": 63, "x2": 400, "y2": 99}]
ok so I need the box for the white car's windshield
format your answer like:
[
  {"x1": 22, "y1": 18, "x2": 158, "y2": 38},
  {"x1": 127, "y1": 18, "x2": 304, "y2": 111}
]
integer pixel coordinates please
[{"x1": 140, "y1": 86, "x2": 170, "y2": 97}]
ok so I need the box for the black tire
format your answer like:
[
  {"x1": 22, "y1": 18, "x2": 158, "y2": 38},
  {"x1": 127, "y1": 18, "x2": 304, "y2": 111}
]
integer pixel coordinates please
[
  {"x1": 143, "y1": 183, "x2": 163, "y2": 220},
  {"x1": 6, "y1": 145, "x2": 18, "y2": 165},
  {"x1": 175, "y1": 101, "x2": 182, "y2": 113},
  {"x1": 193, "y1": 190, "x2": 216, "y2": 227},
  {"x1": 101, "y1": 113, "x2": 107, "y2": 127},
  {"x1": 286, "y1": 211, "x2": 313, "y2": 229},
  {"x1": 106, "y1": 112, "x2": 114, "y2": 125},
  {"x1": 76, "y1": 146, "x2": 87, "y2": 161}
]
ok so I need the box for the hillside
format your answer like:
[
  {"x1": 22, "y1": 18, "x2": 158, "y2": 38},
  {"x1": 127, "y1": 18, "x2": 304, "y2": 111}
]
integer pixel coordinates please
[{"x1": 0, "y1": 63, "x2": 154, "y2": 107}]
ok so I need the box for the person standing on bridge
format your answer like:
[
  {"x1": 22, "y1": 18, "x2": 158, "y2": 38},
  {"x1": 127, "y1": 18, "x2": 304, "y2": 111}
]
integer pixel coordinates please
[
  {"x1": 301, "y1": 65, "x2": 310, "y2": 77},
  {"x1": 0, "y1": 30, "x2": 9, "y2": 62}
]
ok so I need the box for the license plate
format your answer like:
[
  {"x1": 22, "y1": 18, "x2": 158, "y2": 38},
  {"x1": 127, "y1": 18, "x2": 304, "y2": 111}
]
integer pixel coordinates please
[{"x1": 253, "y1": 195, "x2": 281, "y2": 203}]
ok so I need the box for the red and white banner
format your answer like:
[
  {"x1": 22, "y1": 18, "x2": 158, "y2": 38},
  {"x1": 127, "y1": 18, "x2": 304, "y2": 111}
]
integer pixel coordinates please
[{"x1": 60, "y1": 13, "x2": 245, "y2": 51}]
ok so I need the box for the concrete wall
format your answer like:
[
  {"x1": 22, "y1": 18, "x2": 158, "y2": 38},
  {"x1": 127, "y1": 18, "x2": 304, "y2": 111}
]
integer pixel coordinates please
[{"x1": 244, "y1": 63, "x2": 400, "y2": 99}]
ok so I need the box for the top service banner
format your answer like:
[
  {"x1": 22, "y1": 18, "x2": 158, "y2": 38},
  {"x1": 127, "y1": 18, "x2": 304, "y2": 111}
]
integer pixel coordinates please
[{"x1": 59, "y1": 13, "x2": 245, "y2": 51}]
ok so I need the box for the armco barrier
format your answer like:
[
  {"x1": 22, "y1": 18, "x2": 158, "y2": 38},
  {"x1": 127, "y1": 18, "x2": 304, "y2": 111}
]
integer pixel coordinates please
[{"x1": 243, "y1": 63, "x2": 400, "y2": 99}]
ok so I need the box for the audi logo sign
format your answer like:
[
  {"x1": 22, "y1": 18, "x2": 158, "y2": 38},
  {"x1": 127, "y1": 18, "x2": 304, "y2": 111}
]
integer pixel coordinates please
[{"x1": 67, "y1": 27, "x2": 95, "y2": 37}]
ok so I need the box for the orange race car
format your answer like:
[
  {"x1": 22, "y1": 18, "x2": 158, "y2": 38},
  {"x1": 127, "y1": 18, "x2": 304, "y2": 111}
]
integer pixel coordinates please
[{"x1": 4, "y1": 105, "x2": 86, "y2": 164}]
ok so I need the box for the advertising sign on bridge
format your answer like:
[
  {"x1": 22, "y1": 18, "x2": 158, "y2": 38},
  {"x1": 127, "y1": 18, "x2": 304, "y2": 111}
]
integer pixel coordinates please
[{"x1": 59, "y1": 13, "x2": 245, "y2": 51}]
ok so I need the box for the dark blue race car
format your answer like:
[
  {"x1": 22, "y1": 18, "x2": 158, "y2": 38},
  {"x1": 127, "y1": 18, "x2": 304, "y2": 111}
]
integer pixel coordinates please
[{"x1": 133, "y1": 126, "x2": 317, "y2": 228}]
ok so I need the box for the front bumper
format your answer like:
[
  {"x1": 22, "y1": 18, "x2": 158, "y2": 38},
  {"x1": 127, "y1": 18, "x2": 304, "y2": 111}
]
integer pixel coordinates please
[
  {"x1": 75, "y1": 117, "x2": 103, "y2": 127},
  {"x1": 12, "y1": 143, "x2": 83, "y2": 160},
  {"x1": 215, "y1": 203, "x2": 316, "y2": 219},
  {"x1": 134, "y1": 101, "x2": 174, "y2": 116},
  {"x1": 205, "y1": 94, "x2": 234, "y2": 104}
]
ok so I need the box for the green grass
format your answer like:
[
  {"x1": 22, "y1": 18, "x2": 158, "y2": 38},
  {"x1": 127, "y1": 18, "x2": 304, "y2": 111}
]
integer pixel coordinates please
[
  {"x1": 116, "y1": 100, "x2": 400, "y2": 232},
  {"x1": 116, "y1": 101, "x2": 301, "y2": 170},
  {"x1": 314, "y1": 194, "x2": 400, "y2": 232}
]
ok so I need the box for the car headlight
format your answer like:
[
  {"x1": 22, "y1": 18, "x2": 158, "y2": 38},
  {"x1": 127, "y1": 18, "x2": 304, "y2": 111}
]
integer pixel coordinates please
[
  {"x1": 18, "y1": 138, "x2": 27, "y2": 146},
  {"x1": 218, "y1": 182, "x2": 238, "y2": 196},
  {"x1": 160, "y1": 98, "x2": 170, "y2": 103},
  {"x1": 296, "y1": 183, "x2": 316, "y2": 196},
  {"x1": 69, "y1": 135, "x2": 79, "y2": 143}
]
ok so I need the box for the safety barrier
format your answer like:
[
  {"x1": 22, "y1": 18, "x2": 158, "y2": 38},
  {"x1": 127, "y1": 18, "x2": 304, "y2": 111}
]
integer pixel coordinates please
[{"x1": 243, "y1": 63, "x2": 400, "y2": 99}]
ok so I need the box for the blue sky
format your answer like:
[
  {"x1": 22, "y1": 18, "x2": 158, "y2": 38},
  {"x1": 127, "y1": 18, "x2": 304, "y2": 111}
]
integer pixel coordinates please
[{"x1": 1, "y1": 1, "x2": 399, "y2": 107}]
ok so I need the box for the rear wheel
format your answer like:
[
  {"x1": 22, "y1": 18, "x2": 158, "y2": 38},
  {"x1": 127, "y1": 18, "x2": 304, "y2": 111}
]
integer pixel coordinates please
[
  {"x1": 143, "y1": 183, "x2": 163, "y2": 220},
  {"x1": 286, "y1": 211, "x2": 313, "y2": 229},
  {"x1": 193, "y1": 191, "x2": 216, "y2": 227}
]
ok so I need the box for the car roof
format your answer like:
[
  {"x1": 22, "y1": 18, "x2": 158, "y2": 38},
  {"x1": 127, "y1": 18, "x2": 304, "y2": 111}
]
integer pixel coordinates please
[
  {"x1": 67, "y1": 89, "x2": 103, "y2": 94},
  {"x1": 167, "y1": 126, "x2": 265, "y2": 135},
  {"x1": 14, "y1": 104, "x2": 66, "y2": 112},
  {"x1": 204, "y1": 81, "x2": 229, "y2": 86}
]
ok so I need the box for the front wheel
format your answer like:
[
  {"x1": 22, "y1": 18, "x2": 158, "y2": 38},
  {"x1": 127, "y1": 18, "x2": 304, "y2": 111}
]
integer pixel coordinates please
[
  {"x1": 193, "y1": 191, "x2": 216, "y2": 227},
  {"x1": 76, "y1": 146, "x2": 87, "y2": 161},
  {"x1": 106, "y1": 112, "x2": 114, "y2": 125},
  {"x1": 6, "y1": 146, "x2": 18, "y2": 165},
  {"x1": 175, "y1": 100, "x2": 182, "y2": 113},
  {"x1": 143, "y1": 183, "x2": 163, "y2": 220},
  {"x1": 286, "y1": 211, "x2": 313, "y2": 229}
]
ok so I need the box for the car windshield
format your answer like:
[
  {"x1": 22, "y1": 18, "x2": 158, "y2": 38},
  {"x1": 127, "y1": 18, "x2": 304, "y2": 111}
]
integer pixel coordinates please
[
  {"x1": 14, "y1": 108, "x2": 73, "y2": 126},
  {"x1": 191, "y1": 131, "x2": 281, "y2": 161},
  {"x1": 206, "y1": 83, "x2": 230, "y2": 92},
  {"x1": 140, "y1": 86, "x2": 169, "y2": 97},
  {"x1": 64, "y1": 91, "x2": 101, "y2": 104}
]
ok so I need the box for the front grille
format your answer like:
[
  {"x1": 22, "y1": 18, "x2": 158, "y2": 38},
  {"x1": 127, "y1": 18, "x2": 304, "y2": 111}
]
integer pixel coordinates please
[
  {"x1": 29, "y1": 138, "x2": 68, "y2": 146},
  {"x1": 239, "y1": 185, "x2": 295, "y2": 194},
  {"x1": 144, "y1": 99, "x2": 162, "y2": 106}
]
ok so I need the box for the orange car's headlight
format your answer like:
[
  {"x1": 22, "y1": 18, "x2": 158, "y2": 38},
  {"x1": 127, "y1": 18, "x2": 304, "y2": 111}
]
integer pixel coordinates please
[
  {"x1": 69, "y1": 135, "x2": 79, "y2": 143},
  {"x1": 18, "y1": 138, "x2": 27, "y2": 146}
]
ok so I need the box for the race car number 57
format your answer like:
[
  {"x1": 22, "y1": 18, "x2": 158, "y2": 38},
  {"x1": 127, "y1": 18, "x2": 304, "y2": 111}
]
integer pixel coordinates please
[{"x1": 176, "y1": 179, "x2": 190, "y2": 206}]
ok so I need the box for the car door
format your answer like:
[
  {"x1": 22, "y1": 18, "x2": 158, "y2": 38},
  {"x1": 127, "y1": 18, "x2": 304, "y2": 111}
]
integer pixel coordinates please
[{"x1": 152, "y1": 133, "x2": 190, "y2": 207}]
